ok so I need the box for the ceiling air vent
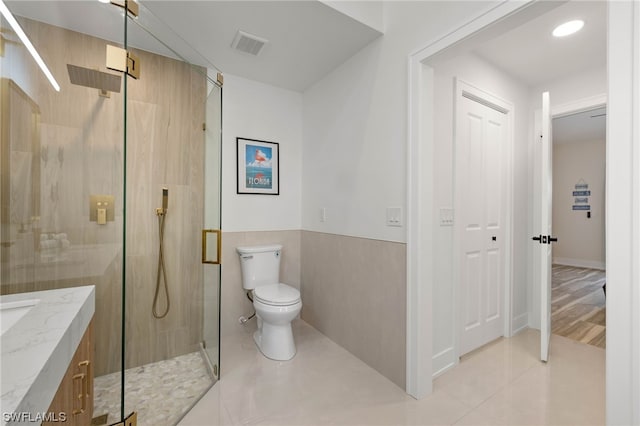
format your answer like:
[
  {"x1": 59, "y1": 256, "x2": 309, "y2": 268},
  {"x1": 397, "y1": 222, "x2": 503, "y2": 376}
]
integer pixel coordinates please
[{"x1": 231, "y1": 30, "x2": 268, "y2": 56}]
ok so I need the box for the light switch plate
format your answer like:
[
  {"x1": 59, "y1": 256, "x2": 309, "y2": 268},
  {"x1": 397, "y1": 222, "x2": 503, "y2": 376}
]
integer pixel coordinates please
[
  {"x1": 439, "y1": 208, "x2": 454, "y2": 226},
  {"x1": 386, "y1": 207, "x2": 403, "y2": 227}
]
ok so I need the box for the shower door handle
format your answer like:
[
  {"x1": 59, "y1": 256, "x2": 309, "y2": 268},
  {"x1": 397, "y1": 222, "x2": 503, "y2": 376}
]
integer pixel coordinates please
[{"x1": 202, "y1": 229, "x2": 221, "y2": 264}]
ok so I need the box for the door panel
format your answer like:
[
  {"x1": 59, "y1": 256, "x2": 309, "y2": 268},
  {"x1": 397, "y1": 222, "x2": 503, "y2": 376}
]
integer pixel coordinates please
[
  {"x1": 486, "y1": 120, "x2": 503, "y2": 226},
  {"x1": 203, "y1": 82, "x2": 222, "y2": 376},
  {"x1": 123, "y1": 4, "x2": 222, "y2": 423},
  {"x1": 463, "y1": 251, "x2": 482, "y2": 331},
  {"x1": 486, "y1": 248, "x2": 500, "y2": 320},
  {"x1": 456, "y1": 90, "x2": 508, "y2": 356},
  {"x1": 539, "y1": 92, "x2": 553, "y2": 362}
]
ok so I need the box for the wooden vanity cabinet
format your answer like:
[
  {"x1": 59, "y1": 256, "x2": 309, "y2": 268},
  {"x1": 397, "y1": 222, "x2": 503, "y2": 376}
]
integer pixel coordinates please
[{"x1": 43, "y1": 319, "x2": 94, "y2": 425}]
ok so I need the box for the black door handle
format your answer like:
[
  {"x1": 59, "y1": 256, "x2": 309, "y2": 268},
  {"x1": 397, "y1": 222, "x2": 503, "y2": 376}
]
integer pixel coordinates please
[{"x1": 532, "y1": 235, "x2": 558, "y2": 244}]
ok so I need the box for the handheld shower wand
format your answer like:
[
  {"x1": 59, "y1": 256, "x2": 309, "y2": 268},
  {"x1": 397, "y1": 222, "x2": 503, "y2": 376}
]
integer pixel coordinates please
[{"x1": 153, "y1": 188, "x2": 170, "y2": 318}]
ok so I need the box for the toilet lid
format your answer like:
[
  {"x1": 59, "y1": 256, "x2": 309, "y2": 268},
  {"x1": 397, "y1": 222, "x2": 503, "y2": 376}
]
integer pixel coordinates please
[{"x1": 254, "y1": 283, "x2": 301, "y2": 306}]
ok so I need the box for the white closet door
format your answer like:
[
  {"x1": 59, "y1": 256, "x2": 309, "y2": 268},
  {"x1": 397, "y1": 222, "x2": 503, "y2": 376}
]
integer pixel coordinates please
[{"x1": 456, "y1": 92, "x2": 507, "y2": 356}]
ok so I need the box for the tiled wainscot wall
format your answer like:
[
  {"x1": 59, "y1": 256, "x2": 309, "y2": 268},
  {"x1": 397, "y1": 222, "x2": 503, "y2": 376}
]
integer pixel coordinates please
[{"x1": 220, "y1": 230, "x2": 406, "y2": 390}]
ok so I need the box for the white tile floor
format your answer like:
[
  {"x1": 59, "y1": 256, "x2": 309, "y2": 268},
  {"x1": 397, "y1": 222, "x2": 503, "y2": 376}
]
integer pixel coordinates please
[{"x1": 178, "y1": 320, "x2": 605, "y2": 426}]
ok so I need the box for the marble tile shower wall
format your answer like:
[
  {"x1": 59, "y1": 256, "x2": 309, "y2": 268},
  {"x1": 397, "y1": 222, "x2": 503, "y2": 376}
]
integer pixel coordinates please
[
  {"x1": 124, "y1": 48, "x2": 206, "y2": 374},
  {"x1": 2, "y1": 18, "x2": 206, "y2": 376}
]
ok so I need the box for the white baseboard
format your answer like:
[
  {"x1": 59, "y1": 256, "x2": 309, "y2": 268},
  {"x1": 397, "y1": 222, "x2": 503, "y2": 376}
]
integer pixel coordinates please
[
  {"x1": 512, "y1": 313, "x2": 529, "y2": 335},
  {"x1": 432, "y1": 347, "x2": 456, "y2": 378},
  {"x1": 553, "y1": 257, "x2": 605, "y2": 270}
]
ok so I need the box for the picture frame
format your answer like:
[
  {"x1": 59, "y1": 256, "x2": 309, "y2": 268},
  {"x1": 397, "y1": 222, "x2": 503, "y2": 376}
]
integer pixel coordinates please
[{"x1": 236, "y1": 137, "x2": 280, "y2": 195}]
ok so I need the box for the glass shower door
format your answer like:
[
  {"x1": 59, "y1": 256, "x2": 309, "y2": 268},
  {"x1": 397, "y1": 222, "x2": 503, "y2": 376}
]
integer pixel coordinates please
[
  {"x1": 0, "y1": 1, "x2": 222, "y2": 424},
  {"x1": 121, "y1": 2, "x2": 222, "y2": 425},
  {"x1": 1, "y1": 1, "x2": 127, "y2": 424},
  {"x1": 202, "y1": 80, "x2": 223, "y2": 380}
]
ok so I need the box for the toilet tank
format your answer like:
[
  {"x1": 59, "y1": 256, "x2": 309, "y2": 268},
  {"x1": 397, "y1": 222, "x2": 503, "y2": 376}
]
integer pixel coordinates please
[{"x1": 236, "y1": 244, "x2": 282, "y2": 290}]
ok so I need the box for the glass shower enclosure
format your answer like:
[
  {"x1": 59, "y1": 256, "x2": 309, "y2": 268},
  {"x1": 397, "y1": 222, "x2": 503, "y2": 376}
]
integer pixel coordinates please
[{"x1": 0, "y1": 1, "x2": 222, "y2": 424}]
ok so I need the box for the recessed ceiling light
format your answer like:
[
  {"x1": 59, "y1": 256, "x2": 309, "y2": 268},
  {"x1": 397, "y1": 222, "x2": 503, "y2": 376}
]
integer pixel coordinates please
[
  {"x1": 98, "y1": 0, "x2": 110, "y2": 3},
  {"x1": 553, "y1": 20, "x2": 584, "y2": 37}
]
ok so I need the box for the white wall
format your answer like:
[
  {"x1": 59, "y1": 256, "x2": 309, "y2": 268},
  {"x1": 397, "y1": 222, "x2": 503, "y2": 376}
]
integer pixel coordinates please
[
  {"x1": 302, "y1": 1, "x2": 498, "y2": 243},
  {"x1": 552, "y1": 139, "x2": 605, "y2": 269},
  {"x1": 219, "y1": 74, "x2": 303, "y2": 345},
  {"x1": 530, "y1": 67, "x2": 606, "y2": 110},
  {"x1": 222, "y1": 74, "x2": 303, "y2": 232},
  {"x1": 606, "y1": 2, "x2": 640, "y2": 422},
  {"x1": 428, "y1": 52, "x2": 531, "y2": 375},
  {"x1": 320, "y1": 1, "x2": 384, "y2": 33}
]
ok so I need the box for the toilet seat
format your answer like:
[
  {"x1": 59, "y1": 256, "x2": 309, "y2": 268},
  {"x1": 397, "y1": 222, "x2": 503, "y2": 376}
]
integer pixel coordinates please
[{"x1": 254, "y1": 283, "x2": 301, "y2": 306}]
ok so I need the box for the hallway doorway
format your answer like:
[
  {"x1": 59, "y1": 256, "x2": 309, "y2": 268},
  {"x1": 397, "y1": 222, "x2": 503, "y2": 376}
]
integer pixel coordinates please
[
  {"x1": 406, "y1": 0, "x2": 612, "y2": 399},
  {"x1": 550, "y1": 105, "x2": 606, "y2": 349},
  {"x1": 551, "y1": 265, "x2": 605, "y2": 348},
  {"x1": 407, "y1": 1, "x2": 639, "y2": 422}
]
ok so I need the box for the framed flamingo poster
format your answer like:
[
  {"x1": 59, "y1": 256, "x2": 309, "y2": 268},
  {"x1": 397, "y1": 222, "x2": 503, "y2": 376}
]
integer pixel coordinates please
[{"x1": 236, "y1": 137, "x2": 280, "y2": 195}]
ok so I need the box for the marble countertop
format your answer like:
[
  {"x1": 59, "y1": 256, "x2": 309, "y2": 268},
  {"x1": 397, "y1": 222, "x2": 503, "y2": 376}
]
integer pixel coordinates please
[{"x1": 1, "y1": 286, "x2": 95, "y2": 425}]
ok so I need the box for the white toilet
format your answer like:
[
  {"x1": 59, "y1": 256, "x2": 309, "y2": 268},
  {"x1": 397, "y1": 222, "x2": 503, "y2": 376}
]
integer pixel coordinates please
[{"x1": 236, "y1": 244, "x2": 302, "y2": 361}]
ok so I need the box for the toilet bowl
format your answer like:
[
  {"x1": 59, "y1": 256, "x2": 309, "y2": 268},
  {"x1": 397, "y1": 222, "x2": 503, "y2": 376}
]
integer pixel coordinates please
[
  {"x1": 237, "y1": 245, "x2": 302, "y2": 361},
  {"x1": 253, "y1": 283, "x2": 302, "y2": 360}
]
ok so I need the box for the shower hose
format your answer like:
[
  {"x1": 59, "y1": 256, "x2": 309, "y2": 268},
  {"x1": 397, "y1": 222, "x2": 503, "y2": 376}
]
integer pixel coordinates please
[{"x1": 153, "y1": 211, "x2": 170, "y2": 318}]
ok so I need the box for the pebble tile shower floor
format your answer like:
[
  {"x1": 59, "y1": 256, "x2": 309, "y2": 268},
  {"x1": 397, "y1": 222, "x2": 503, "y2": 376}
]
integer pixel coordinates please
[{"x1": 93, "y1": 352, "x2": 213, "y2": 426}]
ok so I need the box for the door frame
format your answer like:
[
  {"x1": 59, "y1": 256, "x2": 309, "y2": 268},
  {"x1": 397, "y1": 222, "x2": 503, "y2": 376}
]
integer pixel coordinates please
[
  {"x1": 406, "y1": 1, "x2": 533, "y2": 398},
  {"x1": 406, "y1": 4, "x2": 640, "y2": 423},
  {"x1": 453, "y1": 79, "x2": 514, "y2": 360}
]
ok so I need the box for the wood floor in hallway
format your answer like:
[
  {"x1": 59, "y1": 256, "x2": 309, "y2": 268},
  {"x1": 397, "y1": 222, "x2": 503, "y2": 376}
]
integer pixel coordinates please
[{"x1": 551, "y1": 264, "x2": 606, "y2": 349}]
